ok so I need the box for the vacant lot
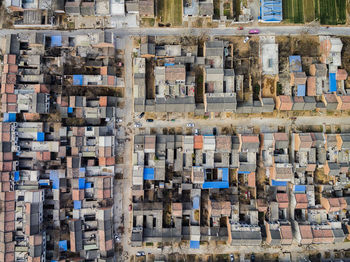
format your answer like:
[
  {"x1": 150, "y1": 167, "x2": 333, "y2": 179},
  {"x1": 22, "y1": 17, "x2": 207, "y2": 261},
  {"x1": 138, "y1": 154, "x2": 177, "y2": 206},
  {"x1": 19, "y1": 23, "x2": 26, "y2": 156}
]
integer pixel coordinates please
[
  {"x1": 283, "y1": 0, "x2": 346, "y2": 24},
  {"x1": 157, "y1": 0, "x2": 182, "y2": 26}
]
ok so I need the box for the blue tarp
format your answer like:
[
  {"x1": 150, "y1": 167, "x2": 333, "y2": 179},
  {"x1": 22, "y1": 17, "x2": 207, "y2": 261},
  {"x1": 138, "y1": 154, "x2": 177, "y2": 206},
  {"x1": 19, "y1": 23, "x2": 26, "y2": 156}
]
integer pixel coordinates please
[
  {"x1": 79, "y1": 167, "x2": 86, "y2": 173},
  {"x1": 219, "y1": 168, "x2": 229, "y2": 181},
  {"x1": 190, "y1": 240, "x2": 200, "y2": 249},
  {"x1": 271, "y1": 180, "x2": 287, "y2": 187},
  {"x1": 68, "y1": 107, "x2": 73, "y2": 113},
  {"x1": 14, "y1": 171, "x2": 20, "y2": 182},
  {"x1": 78, "y1": 178, "x2": 85, "y2": 189},
  {"x1": 85, "y1": 182, "x2": 92, "y2": 189},
  {"x1": 260, "y1": 0, "x2": 282, "y2": 22},
  {"x1": 3, "y1": 113, "x2": 16, "y2": 122},
  {"x1": 51, "y1": 36, "x2": 62, "y2": 47},
  {"x1": 74, "y1": 200, "x2": 81, "y2": 209},
  {"x1": 165, "y1": 63, "x2": 175, "y2": 66},
  {"x1": 143, "y1": 168, "x2": 155, "y2": 180},
  {"x1": 73, "y1": 75, "x2": 83, "y2": 86},
  {"x1": 37, "y1": 132, "x2": 45, "y2": 141},
  {"x1": 297, "y1": 84, "x2": 306, "y2": 96},
  {"x1": 193, "y1": 196, "x2": 200, "y2": 209},
  {"x1": 39, "y1": 180, "x2": 49, "y2": 186},
  {"x1": 294, "y1": 185, "x2": 306, "y2": 193},
  {"x1": 202, "y1": 181, "x2": 229, "y2": 189},
  {"x1": 58, "y1": 240, "x2": 67, "y2": 251},
  {"x1": 289, "y1": 56, "x2": 302, "y2": 72},
  {"x1": 238, "y1": 171, "x2": 251, "y2": 174},
  {"x1": 329, "y1": 73, "x2": 337, "y2": 92},
  {"x1": 50, "y1": 170, "x2": 59, "y2": 189}
]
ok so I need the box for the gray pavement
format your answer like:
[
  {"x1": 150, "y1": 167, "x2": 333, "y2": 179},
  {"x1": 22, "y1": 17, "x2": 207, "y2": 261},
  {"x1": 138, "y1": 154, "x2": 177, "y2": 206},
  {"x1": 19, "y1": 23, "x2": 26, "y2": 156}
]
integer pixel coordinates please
[{"x1": 1, "y1": 25, "x2": 350, "y2": 37}]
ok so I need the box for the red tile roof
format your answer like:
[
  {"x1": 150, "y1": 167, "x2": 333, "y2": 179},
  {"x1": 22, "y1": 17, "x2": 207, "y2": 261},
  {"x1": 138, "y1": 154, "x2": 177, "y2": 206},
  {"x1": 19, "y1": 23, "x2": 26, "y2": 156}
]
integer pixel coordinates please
[
  {"x1": 279, "y1": 95, "x2": 293, "y2": 111},
  {"x1": 307, "y1": 76, "x2": 316, "y2": 96},
  {"x1": 295, "y1": 194, "x2": 308, "y2": 209},
  {"x1": 194, "y1": 135, "x2": 203, "y2": 149}
]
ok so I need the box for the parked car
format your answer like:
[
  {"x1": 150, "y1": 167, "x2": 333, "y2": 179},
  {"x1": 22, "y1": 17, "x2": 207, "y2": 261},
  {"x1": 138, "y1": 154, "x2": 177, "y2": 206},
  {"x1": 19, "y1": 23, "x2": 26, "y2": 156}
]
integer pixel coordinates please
[
  {"x1": 138, "y1": 112, "x2": 145, "y2": 119},
  {"x1": 171, "y1": 119, "x2": 176, "y2": 122},
  {"x1": 230, "y1": 254, "x2": 235, "y2": 262},
  {"x1": 146, "y1": 119, "x2": 154, "y2": 122},
  {"x1": 237, "y1": 26, "x2": 244, "y2": 30},
  {"x1": 243, "y1": 36, "x2": 250, "y2": 43},
  {"x1": 187, "y1": 123, "x2": 195, "y2": 127},
  {"x1": 249, "y1": 29, "x2": 260, "y2": 34},
  {"x1": 251, "y1": 253, "x2": 255, "y2": 262},
  {"x1": 116, "y1": 118, "x2": 123, "y2": 123},
  {"x1": 134, "y1": 123, "x2": 142, "y2": 128},
  {"x1": 213, "y1": 128, "x2": 217, "y2": 135},
  {"x1": 194, "y1": 129, "x2": 199, "y2": 135},
  {"x1": 128, "y1": 204, "x2": 132, "y2": 211},
  {"x1": 136, "y1": 251, "x2": 145, "y2": 257}
]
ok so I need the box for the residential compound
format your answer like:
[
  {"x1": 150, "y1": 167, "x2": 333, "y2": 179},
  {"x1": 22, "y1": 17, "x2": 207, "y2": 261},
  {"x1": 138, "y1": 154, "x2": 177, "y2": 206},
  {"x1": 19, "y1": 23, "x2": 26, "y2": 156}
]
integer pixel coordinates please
[
  {"x1": 0, "y1": 32, "x2": 120, "y2": 261},
  {"x1": 131, "y1": 131, "x2": 350, "y2": 247},
  {"x1": 134, "y1": 36, "x2": 350, "y2": 114}
]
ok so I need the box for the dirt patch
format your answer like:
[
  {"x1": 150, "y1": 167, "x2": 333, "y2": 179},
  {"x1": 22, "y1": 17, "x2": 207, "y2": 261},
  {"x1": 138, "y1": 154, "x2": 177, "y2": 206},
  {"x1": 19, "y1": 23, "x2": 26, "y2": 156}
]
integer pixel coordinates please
[{"x1": 262, "y1": 76, "x2": 277, "y2": 98}]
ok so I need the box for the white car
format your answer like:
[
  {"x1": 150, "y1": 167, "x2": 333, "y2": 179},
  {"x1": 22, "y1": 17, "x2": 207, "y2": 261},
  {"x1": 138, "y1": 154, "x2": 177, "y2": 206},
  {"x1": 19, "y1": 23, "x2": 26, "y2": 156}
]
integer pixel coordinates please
[
  {"x1": 243, "y1": 36, "x2": 250, "y2": 43},
  {"x1": 186, "y1": 123, "x2": 195, "y2": 127},
  {"x1": 195, "y1": 129, "x2": 199, "y2": 135},
  {"x1": 136, "y1": 251, "x2": 145, "y2": 257},
  {"x1": 134, "y1": 123, "x2": 142, "y2": 128},
  {"x1": 116, "y1": 118, "x2": 123, "y2": 123}
]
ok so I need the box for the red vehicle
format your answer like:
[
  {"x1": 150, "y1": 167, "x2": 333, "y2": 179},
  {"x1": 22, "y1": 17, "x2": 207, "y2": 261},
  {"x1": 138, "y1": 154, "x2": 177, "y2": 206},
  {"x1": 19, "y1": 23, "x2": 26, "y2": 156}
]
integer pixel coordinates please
[
  {"x1": 128, "y1": 204, "x2": 132, "y2": 211},
  {"x1": 237, "y1": 26, "x2": 244, "y2": 30},
  {"x1": 249, "y1": 29, "x2": 260, "y2": 34}
]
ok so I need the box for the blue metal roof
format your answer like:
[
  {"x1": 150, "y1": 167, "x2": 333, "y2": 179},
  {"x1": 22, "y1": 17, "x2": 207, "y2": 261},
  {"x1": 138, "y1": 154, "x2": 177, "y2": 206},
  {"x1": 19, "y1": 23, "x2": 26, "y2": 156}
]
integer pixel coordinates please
[
  {"x1": 297, "y1": 84, "x2": 306, "y2": 96},
  {"x1": 73, "y1": 75, "x2": 83, "y2": 86},
  {"x1": 202, "y1": 181, "x2": 229, "y2": 189},
  {"x1": 289, "y1": 56, "x2": 302, "y2": 72},
  {"x1": 271, "y1": 180, "x2": 287, "y2": 187},
  {"x1": 143, "y1": 168, "x2": 155, "y2": 180},
  {"x1": 37, "y1": 132, "x2": 45, "y2": 141},
  {"x1": 294, "y1": 185, "x2": 306, "y2": 193},
  {"x1": 190, "y1": 240, "x2": 200, "y2": 249},
  {"x1": 14, "y1": 171, "x2": 20, "y2": 182},
  {"x1": 329, "y1": 73, "x2": 337, "y2": 92},
  {"x1": 238, "y1": 171, "x2": 251, "y2": 174},
  {"x1": 219, "y1": 168, "x2": 229, "y2": 181},
  {"x1": 85, "y1": 182, "x2": 92, "y2": 189},
  {"x1": 51, "y1": 36, "x2": 62, "y2": 47},
  {"x1": 78, "y1": 178, "x2": 85, "y2": 189},
  {"x1": 50, "y1": 170, "x2": 60, "y2": 189},
  {"x1": 58, "y1": 240, "x2": 67, "y2": 251},
  {"x1": 68, "y1": 107, "x2": 73, "y2": 113},
  {"x1": 74, "y1": 200, "x2": 81, "y2": 210},
  {"x1": 3, "y1": 113, "x2": 16, "y2": 122},
  {"x1": 260, "y1": 0, "x2": 282, "y2": 22}
]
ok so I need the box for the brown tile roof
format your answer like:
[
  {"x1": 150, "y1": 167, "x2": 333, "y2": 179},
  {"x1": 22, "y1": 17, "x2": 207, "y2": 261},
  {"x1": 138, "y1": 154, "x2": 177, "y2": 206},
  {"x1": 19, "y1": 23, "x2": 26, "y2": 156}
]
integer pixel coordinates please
[
  {"x1": 336, "y1": 69, "x2": 348, "y2": 81},
  {"x1": 216, "y1": 136, "x2": 231, "y2": 152},
  {"x1": 295, "y1": 194, "x2": 308, "y2": 209},
  {"x1": 248, "y1": 172, "x2": 256, "y2": 188},
  {"x1": 276, "y1": 193, "x2": 289, "y2": 209},
  {"x1": 339, "y1": 96, "x2": 350, "y2": 110},
  {"x1": 99, "y1": 96, "x2": 108, "y2": 107},
  {"x1": 312, "y1": 228, "x2": 334, "y2": 243},
  {"x1": 280, "y1": 225, "x2": 293, "y2": 240},
  {"x1": 299, "y1": 224, "x2": 313, "y2": 240},
  {"x1": 324, "y1": 93, "x2": 337, "y2": 103},
  {"x1": 241, "y1": 134, "x2": 259, "y2": 143},
  {"x1": 273, "y1": 132, "x2": 288, "y2": 141},
  {"x1": 307, "y1": 76, "x2": 316, "y2": 96},
  {"x1": 165, "y1": 66, "x2": 186, "y2": 82},
  {"x1": 194, "y1": 135, "x2": 203, "y2": 149},
  {"x1": 279, "y1": 95, "x2": 293, "y2": 110}
]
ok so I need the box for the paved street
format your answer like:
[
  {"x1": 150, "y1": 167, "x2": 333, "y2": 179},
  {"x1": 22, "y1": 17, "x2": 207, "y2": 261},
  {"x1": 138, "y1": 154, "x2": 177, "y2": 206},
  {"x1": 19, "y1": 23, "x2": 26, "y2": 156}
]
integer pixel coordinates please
[{"x1": 1, "y1": 25, "x2": 350, "y2": 37}]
